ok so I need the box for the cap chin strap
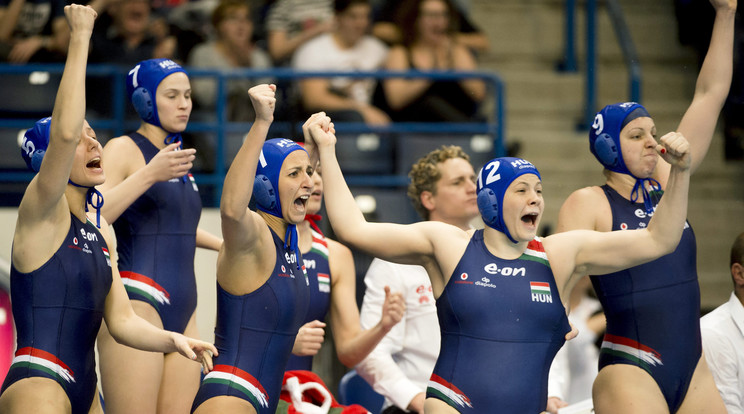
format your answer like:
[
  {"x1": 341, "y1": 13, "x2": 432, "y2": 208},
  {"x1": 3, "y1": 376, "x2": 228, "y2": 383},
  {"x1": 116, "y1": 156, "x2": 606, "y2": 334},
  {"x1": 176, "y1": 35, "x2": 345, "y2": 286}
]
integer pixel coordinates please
[
  {"x1": 68, "y1": 180, "x2": 104, "y2": 228},
  {"x1": 630, "y1": 177, "x2": 662, "y2": 215},
  {"x1": 284, "y1": 223, "x2": 308, "y2": 286}
]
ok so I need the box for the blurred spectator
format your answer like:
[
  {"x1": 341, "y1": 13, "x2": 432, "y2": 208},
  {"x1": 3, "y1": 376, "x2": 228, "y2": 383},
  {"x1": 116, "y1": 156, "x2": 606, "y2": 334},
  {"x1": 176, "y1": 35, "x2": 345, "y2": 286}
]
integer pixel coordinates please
[
  {"x1": 264, "y1": 0, "x2": 333, "y2": 65},
  {"x1": 0, "y1": 0, "x2": 68, "y2": 63},
  {"x1": 701, "y1": 231, "x2": 744, "y2": 413},
  {"x1": 291, "y1": 0, "x2": 389, "y2": 125},
  {"x1": 375, "y1": 0, "x2": 486, "y2": 123},
  {"x1": 88, "y1": 0, "x2": 177, "y2": 65},
  {"x1": 188, "y1": 0, "x2": 272, "y2": 122},
  {"x1": 371, "y1": 0, "x2": 488, "y2": 54}
]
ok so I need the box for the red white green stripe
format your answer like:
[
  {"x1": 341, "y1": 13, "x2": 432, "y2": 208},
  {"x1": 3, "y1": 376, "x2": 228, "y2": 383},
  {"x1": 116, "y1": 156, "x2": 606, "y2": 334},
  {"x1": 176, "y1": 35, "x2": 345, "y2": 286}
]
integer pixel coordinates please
[
  {"x1": 530, "y1": 281, "x2": 551, "y2": 295},
  {"x1": 10, "y1": 347, "x2": 75, "y2": 384},
  {"x1": 102, "y1": 247, "x2": 110, "y2": 259},
  {"x1": 317, "y1": 273, "x2": 330, "y2": 292},
  {"x1": 519, "y1": 238, "x2": 550, "y2": 267},
  {"x1": 309, "y1": 230, "x2": 329, "y2": 260},
  {"x1": 426, "y1": 374, "x2": 473, "y2": 409},
  {"x1": 202, "y1": 364, "x2": 269, "y2": 409},
  {"x1": 120, "y1": 271, "x2": 171, "y2": 309},
  {"x1": 600, "y1": 334, "x2": 663, "y2": 372}
]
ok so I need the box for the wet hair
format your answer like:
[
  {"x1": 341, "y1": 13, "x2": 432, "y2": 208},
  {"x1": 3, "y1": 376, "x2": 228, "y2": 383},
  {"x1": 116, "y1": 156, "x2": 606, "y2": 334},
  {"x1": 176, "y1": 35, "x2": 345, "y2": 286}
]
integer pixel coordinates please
[{"x1": 407, "y1": 145, "x2": 470, "y2": 220}]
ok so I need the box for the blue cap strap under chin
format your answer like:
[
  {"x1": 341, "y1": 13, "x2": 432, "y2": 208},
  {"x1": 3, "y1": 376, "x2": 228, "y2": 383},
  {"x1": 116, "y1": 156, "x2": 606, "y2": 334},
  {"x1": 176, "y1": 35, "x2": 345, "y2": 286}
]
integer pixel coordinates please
[
  {"x1": 630, "y1": 177, "x2": 662, "y2": 215},
  {"x1": 284, "y1": 223, "x2": 307, "y2": 278},
  {"x1": 68, "y1": 180, "x2": 105, "y2": 228}
]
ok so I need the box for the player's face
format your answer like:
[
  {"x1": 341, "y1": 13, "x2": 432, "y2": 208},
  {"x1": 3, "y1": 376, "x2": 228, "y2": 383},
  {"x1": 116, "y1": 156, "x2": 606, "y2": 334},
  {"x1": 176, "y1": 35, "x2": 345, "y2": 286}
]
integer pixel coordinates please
[
  {"x1": 278, "y1": 150, "x2": 314, "y2": 224},
  {"x1": 619, "y1": 116, "x2": 658, "y2": 178},
  {"x1": 431, "y1": 157, "x2": 478, "y2": 223},
  {"x1": 156, "y1": 72, "x2": 192, "y2": 133},
  {"x1": 70, "y1": 121, "x2": 105, "y2": 186},
  {"x1": 307, "y1": 166, "x2": 323, "y2": 216},
  {"x1": 501, "y1": 174, "x2": 543, "y2": 242}
]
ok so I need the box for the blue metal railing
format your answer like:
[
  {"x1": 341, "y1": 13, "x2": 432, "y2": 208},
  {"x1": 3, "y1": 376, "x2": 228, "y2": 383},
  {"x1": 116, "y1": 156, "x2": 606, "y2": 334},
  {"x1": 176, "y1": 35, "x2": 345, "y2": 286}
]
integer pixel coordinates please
[
  {"x1": 0, "y1": 64, "x2": 505, "y2": 206},
  {"x1": 561, "y1": 0, "x2": 642, "y2": 129}
]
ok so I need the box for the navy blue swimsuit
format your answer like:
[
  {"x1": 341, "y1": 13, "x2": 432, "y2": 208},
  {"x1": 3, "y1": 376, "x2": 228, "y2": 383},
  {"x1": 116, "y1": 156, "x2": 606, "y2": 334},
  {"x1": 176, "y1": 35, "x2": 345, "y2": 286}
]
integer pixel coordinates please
[
  {"x1": 285, "y1": 228, "x2": 332, "y2": 371},
  {"x1": 191, "y1": 228, "x2": 309, "y2": 413},
  {"x1": 113, "y1": 132, "x2": 202, "y2": 333},
  {"x1": 2, "y1": 214, "x2": 112, "y2": 414},
  {"x1": 592, "y1": 184, "x2": 700, "y2": 413},
  {"x1": 426, "y1": 230, "x2": 570, "y2": 412}
]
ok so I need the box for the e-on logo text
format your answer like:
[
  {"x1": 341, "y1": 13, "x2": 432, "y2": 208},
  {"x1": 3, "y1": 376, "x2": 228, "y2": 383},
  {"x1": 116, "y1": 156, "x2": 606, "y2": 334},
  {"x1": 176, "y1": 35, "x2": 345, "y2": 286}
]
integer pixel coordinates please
[{"x1": 483, "y1": 263, "x2": 526, "y2": 277}]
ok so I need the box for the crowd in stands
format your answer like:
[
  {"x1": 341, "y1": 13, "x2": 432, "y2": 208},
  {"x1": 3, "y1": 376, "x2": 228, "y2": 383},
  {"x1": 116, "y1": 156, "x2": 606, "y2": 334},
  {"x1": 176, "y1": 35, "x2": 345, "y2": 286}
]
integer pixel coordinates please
[{"x1": 0, "y1": 0, "x2": 493, "y2": 126}]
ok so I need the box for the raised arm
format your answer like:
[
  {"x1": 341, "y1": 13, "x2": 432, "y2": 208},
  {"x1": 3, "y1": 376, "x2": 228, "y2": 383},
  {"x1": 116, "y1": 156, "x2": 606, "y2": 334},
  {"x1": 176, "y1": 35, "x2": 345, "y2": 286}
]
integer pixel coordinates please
[
  {"x1": 661, "y1": 0, "x2": 736, "y2": 178},
  {"x1": 547, "y1": 132, "x2": 692, "y2": 286},
  {"x1": 219, "y1": 84, "x2": 276, "y2": 251},
  {"x1": 307, "y1": 114, "x2": 451, "y2": 265},
  {"x1": 23, "y1": 5, "x2": 94, "y2": 215}
]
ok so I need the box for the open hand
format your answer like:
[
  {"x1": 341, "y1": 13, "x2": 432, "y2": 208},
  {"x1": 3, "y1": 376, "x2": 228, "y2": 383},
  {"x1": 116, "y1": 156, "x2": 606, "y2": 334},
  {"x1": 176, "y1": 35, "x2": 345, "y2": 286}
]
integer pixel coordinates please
[
  {"x1": 172, "y1": 333, "x2": 219, "y2": 374},
  {"x1": 147, "y1": 142, "x2": 196, "y2": 182}
]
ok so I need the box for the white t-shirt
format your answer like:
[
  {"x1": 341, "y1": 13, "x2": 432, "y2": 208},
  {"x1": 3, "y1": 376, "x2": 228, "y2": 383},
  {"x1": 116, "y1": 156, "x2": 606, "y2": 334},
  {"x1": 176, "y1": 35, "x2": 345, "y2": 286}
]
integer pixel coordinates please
[
  {"x1": 292, "y1": 33, "x2": 388, "y2": 104},
  {"x1": 701, "y1": 292, "x2": 744, "y2": 414},
  {"x1": 356, "y1": 258, "x2": 439, "y2": 411}
]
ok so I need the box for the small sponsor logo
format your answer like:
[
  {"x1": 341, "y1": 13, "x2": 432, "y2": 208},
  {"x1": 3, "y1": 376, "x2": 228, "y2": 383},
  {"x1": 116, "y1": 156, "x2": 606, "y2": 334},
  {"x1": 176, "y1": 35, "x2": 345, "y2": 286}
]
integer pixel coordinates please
[
  {"x1": 455, "y1": 273, "x2": 473, "y2": 284},
  {"x1": 475, "y1": 277, "x2": 497, "y2": 289}
]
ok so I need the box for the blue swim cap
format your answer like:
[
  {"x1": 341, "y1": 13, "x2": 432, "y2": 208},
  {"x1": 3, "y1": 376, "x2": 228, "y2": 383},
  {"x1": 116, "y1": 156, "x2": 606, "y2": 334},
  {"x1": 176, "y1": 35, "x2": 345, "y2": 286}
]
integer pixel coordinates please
[
  {"x1": 126, "y1": 59, "x2": 187, "y2": 128},
  {"x1": 476, "y1": 157, "x2": 541, "y2": 244},
  {"x1": 254, "y1": 138, "x2": 308, "y2": 218},
  {"x1": 20, "y1": 116, "x2": 52, "y2": 172},
  {"x1": 20, "y1": 116, "x2": 105, "y2": 227},
  {"x1": 589, "y1": 102, "x2": 651, "y2": 175},
  {"x1": 590, "y1": 102, "x2": 661, "y2": 215},
  {"x1": 254, "y1": 138, "x2": 308, "y2": 273}
]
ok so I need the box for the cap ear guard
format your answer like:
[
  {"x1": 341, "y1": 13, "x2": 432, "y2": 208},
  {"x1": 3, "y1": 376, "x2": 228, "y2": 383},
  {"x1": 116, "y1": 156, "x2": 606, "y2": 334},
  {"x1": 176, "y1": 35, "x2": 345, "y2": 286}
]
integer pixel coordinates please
[
  {"x1": 477, "y1": 187, "x2": 499, "y2": 228},
  {"x1": 253, "y1": 174, "x2": 276, "y2": 211},
  {"x1": 131, "y1": 87, "x2": 154, "y2": 122},
  {"x1": 20, "y1": 116, "x2": 52, "y2": 172},
  {"x1": 592, "y1": 132, "x2": 618, "y2": 168}
]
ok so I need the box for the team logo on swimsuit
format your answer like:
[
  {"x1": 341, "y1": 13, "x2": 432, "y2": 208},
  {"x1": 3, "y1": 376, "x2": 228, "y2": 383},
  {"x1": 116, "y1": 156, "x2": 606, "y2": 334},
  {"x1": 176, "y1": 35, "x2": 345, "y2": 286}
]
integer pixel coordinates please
[
  {"x1": 9, "y1": 347, "x2": 75, "y2": 384},
  {"x1": 620, "y1": 223, "x2": 629, "y2": 230},
  {"x1": 427, "y1": 374, "x2": 473, "y2": 409},
  {"x1": 600, "y1": 334, "x2": 663, "y2": 373},
  {"x1": 202, "y1": 365, "x2": 269, "y2": 409},
  {"x1": 102, "y1": 247, "x2": 111, "y2": 267},
  {"x1": 530, "y1": 281, "x2": 553, "y2": 303},
  {"x1": 317, "y1": 273, "x2": 330, "y2": 293},
  {"x1": 454, "y1": 273, "x2": 473, "y2": 284}
]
